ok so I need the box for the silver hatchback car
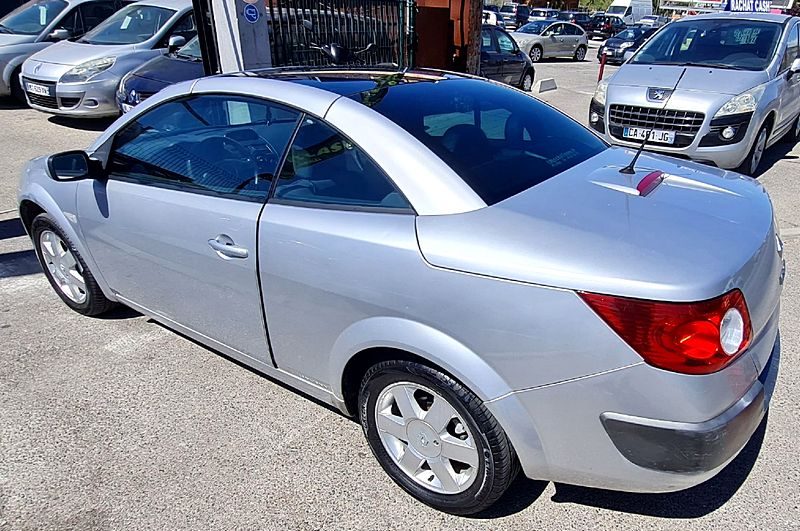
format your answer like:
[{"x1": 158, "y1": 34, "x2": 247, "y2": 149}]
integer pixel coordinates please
[
  {"x1": 18, "y1": 69, "x2": 783, "y2": 514},
  {"x1": 591, "y1": 12, "x2": 800, "y2": 175},
  {"x1": 20, "y1": 0, "x2": 193, "y2": 117}
]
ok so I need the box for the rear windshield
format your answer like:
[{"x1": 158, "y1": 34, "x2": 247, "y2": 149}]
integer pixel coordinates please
[
  {"x1": 0, "y1": 0, "x2": 67, "y2": 35},
  {"x1": 79, "y1": 4, "x2": 175, "y2": 45},
  {"x1": 630, "y1": 19, "x2": 782, "y2": 71},
  {"x1": 500, "y1": 5, "x2": 514, "y2": 12},
  {"x1": 352, "y1": 78, "x2": 607, "y2": 205}
]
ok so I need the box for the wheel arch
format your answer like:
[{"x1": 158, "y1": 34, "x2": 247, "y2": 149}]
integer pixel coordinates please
[
  {"x1": 331, "y1": 317, "x2": 516, "y2": 417},
  {"x1": 18, "y1": 186, "x2": 117, "y2": 302}
]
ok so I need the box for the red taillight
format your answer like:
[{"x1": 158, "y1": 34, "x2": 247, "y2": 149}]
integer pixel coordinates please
[{"x1": 579, "y1": 289, "x2": 752, "y2": 375}]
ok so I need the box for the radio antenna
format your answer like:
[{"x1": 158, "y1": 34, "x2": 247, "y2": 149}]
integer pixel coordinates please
[{"x1": 620, "y1": 67, "x2": 687, "y2": 175}]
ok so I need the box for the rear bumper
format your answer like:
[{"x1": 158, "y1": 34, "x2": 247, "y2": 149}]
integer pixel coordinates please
[
  {"x1": 601, "y1": 374, "x2": 766, "y2": 473},
  {"x1": 487, "y1": 330, "x2": 780, "y2": 492}
]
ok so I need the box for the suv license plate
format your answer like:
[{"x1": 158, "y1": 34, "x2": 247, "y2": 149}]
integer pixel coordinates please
[
  {"x1": 623, "y1": 127, "x2": 675, "y2": 144},
  {"x1": 26, "y1": 82, "x2": 51, "y2": 97}
]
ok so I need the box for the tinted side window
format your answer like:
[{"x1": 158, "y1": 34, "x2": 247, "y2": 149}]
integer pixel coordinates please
[
  {"x1": 79, "y1": 1, "x2": 116, "y2": 31},
  {"x1": 566, "y1": 24, "x2": 582, "y2": 36},
  {"x1": 110, "y1": 95, "x2": 301, "y2": 202},
  {"x1": 274, "y1": 117, "x2": 410, "y2": 210},
  {"x1": 781, "y1": 23, "x2": 799, "y2": 72},
  {"x1": 481, "y1": 29, "x2": 496, "y2": 52},
  {"x1": 496, "y1": 31, "x2": 516, "y2": 53},
  {"x1": 159, "y1": 11, "x2": 196, "y2": 46},
  {"x1": 56, "y1": 8, "x2": 82, "y2": 35}
]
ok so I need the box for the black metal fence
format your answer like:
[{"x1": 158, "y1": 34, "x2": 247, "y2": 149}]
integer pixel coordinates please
[{"x1": 265, "y1": 0, "x2": 415, "y2": 68}]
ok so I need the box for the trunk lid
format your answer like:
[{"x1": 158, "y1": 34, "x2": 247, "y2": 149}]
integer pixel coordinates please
[{"x1": 416, "y1": 147, "x2": 783, "y2": 346}]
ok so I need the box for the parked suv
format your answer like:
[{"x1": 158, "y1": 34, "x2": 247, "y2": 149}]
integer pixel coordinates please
[
  {"x1": 499, "y1": 3, "x2": 530, "y2": 30},
  {"x1": 590, "y1": 12, "x2": 800, "y2": 175},
  {"x1": 587, "y1": 14, "x2": 626, "y2": 39}
]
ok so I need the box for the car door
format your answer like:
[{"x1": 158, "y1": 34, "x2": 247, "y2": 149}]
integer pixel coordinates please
[
  {"x1": 258, "y1": 116, "x2": 415, "y2": 386},
  {"x1": 495, "y1": 29, "x2": 526, "y2": 85},
  {"x1": 76, "y1": 94, "x2": 302, "y2": 364},
  {"x1": 777, "y1": 22, "x2": 800, "y2": 136},
  {"x1": 543, "y1": 23, "x2": 568, "y2": 57},
  {"x1": 480, "y1": 27, "x2": 503, "y2": 81},
  {"x1": 562, "y1": 24, "x2": 581, "y2": 55}
]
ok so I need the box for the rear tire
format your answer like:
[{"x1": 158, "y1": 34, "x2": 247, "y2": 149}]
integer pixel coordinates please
[
  {"x1": 529, "y1": 45, "x2": 543, "y2": 63},
  {"x1": 359, "y1": 360, "x2": 518, "y2": 515},
  {"x1": 31, "y1": 213, "x2": 115, "y2": 316},
  {"x1": 574, "y1": 45, "x2": 587, "y2": 61},
  {"x1": 737, "y1": 123, "x2": 769, "y2": 177}
]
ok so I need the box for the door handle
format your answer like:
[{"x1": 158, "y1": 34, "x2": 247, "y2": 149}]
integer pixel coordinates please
[{"x1": 208, "y1": 234, "x2": 249, "y2": 259}]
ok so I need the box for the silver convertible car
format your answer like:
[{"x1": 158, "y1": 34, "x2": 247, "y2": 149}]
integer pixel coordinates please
[{"x1": 18, "y1": 69, "x2": 783, "y2": 514}]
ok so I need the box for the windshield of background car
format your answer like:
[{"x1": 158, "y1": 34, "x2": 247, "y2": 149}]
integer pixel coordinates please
[
  {"x1": 615, "y1": 28, "x2": 643, "y2": 40},
  {"x1": 78, "y1": 4, "x2": 175, "y2": 44},
  {"x1": 518, "y1": 21, "x2": 550, "y2": 34},
  {"x1": 353, "y1": 78, "x2": 607, "y2": 205},
  {"x1": 500, "y1": 5, "x2": 514, "y2": 12},
  {"x1": 557, "y1": 12, "x2": 572, "y2": 20},
  {"x1": 606, "y1": 5, "x2": 626, "y2": 14},
  {"x1": 0, "y1": 0, "x2": 67, "y2": 35},
  {"x1": 176, "y1": 35, "x2": 201, "y2": 59},
  {"x1": 630, "y1": 19, "x2": 782, "y2": 71}
]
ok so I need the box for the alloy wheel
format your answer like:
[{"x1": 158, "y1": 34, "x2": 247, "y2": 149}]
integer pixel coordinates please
[
  {"x1": 530, "y1": 47, "x2": 542, "y2": 62},
  {"x1": 374, "y1": 381, "x2": 480, "y2": 495},
  {"x1": 576, "y1": 47, "x2": 586, "y2": 60},
  {"x1": 39, "y1": 230, "x2": 87, "y2": 304},
  {"x1": 522, "y1": 73, "x2": 533, "y2": 91}
]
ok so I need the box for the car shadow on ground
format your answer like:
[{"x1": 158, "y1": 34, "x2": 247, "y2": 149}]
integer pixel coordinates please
[
  {"x1": 0, "y1": 96, "x2": 26, "y2": 110},
  {"x1": 0, "y1": 218, "x2": 26, "y2": 240},
  {"x1": 758, "y1": 139, "x2": 799, "y2": 177},
  {"x1": 48, "y1": 116, "x2": 117, "y2": 132}
]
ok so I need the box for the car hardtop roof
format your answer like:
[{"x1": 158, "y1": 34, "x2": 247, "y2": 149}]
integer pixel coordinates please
[{"x1": 228, "y1": 67, "x2": 475, "y2": 98}]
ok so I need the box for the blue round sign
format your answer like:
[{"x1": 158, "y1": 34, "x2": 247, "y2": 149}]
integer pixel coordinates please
[{"x1": 243, "y1": 4, "x2": 260, "y2": 23}]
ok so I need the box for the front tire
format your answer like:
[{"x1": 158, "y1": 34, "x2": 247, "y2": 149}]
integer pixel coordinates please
[
  {"x1": 31, "y1": 213, "x2": 115, "y2": 316},
  {"x1": 738, "y1": 123, "x2": 769, "y2": 177},
  {"x1": 529, "y1": 45, "x2": 543, "y2": 63},
  {"x1": 574, "y1": 45, "x2": 587, "y2": 61},
  {"x1": 359, "y1": 360, "x2": 518, "y2": 515},
  {"x1": 519, "y1": 70, "x2": 534, "y2": 92}
]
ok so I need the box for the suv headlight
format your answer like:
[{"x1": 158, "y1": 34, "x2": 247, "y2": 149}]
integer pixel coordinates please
[
  {"x1": 714, "y1": 85, "x2": 765, "y2": 118},
  {"x1": 60, "y1": 57, "x2": 116, "y2": 84},
  {"x1": 594, "y1": 80, "x2": 608, "y2": 106}
]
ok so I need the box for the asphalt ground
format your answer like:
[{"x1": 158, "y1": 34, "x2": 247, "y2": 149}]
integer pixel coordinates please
[{"x1": 1, "y1": 48, "x2": 799, "y2": 530}]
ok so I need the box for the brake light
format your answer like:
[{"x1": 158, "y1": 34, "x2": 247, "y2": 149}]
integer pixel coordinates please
[{"x1": 579, "y1": 289, "x2": 752, "y2": 375}]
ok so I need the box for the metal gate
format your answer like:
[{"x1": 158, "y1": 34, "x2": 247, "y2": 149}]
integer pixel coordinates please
[{"x1": 265, "y1": 0, "x2": 415, "y2": 68}]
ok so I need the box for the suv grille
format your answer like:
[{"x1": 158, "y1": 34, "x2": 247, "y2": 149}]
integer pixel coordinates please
[{"x1": 609, "y1": 105, "x2": 705, "y2": 134}]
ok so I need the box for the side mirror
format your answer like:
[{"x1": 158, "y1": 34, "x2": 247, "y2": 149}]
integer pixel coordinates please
[
  {"x1": 791, "y1": 57, "x2": 800, "y2": 76},
  {"x1": 47, "y1": 151, "x2": 99, "y2": 181},
  {"x1": 47, "y1": 28, "x2": 71, "y2": 42},
  {"x1": 167, "y1": 35, "x2": 186, "y2": 54}
]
